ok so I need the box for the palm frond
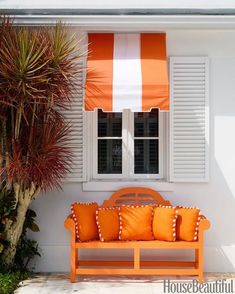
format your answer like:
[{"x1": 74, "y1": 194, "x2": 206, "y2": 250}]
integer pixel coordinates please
[{"x1": 0, "y1": 19, "x2": 86, "y2": 191}]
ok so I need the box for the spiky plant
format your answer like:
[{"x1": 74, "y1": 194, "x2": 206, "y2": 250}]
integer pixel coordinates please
[{"x1": 0, "y1": 18, "x2": 85, "y2": 265}]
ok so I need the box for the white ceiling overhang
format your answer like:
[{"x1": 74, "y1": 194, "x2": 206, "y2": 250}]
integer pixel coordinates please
[
  {"x1": 2, "y1": 0, "x2": 235, "y2": 29},
  {"x1": 1, "y1": 0, "x2": 235, "y2": 10}
]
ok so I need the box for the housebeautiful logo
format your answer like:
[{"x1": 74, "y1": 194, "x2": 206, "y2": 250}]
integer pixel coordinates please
[{"x1": 163, "y1": 279, "x2": 234, "y2": 293}]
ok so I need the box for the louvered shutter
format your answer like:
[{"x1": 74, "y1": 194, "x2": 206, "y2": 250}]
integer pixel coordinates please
[
  {"x1": 62, "y1": 61, "x2": 85, "y2": 182},
  {"x1": 169, "y1": 57, "x2": 209, "y2": 182}
]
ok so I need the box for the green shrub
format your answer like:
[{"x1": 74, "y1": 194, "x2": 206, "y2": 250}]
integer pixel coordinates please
[
  {"x1": 0, "y1": 189, "x2": 16, "y2": 255},
  {"x1": 0, "y1": 271, "x2": 29, "y2": 294},
  {"x1": 0, "y1": 189, "x2": 41, "y2": 272},
  {"x1": 0, "y1": 193, "x2": 40, "y2": 293}
]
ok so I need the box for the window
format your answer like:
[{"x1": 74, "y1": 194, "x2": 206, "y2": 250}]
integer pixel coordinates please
[
  {"x1": 65, "y1": 56, "x2": 208, "y2": 185},
  {"x1": 134, "y1": 109, "x2": 159, "y2": 174},
  {"x1": 91, "y1": 108, "x2": 164, "y2": 180},
  {"x1": 97, "y1": 111, "x2": 122, "y2": 174}
]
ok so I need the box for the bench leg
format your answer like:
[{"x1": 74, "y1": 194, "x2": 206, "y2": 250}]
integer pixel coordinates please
[
  {"x1": 195, "y1": 248, "x2": 203, "y2": 284},
  {"x1": 70, "y1": 247, "x2": 78, "y2": 283},
  {"x1": 134, "y1": 248, "x2": 140, "y2": 270}
]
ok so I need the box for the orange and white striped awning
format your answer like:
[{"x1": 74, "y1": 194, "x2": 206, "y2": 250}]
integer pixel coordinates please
[{"x1": 84, "y1": 33, "x2": 169, "y2": 112}]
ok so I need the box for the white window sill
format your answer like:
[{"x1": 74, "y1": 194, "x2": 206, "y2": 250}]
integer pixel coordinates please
[{"x1": 82, "y1": 180, "x2": 174, "y2": 192}]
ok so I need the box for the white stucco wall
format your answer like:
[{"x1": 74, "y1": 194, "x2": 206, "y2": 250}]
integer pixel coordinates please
[{"x1": 28, "y1": 28, "x2": 235, "y2": 273}]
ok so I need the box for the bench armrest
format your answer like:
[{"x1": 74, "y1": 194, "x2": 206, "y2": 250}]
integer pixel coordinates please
[
  {"x1": 199, "y1": 215, "x2": 211, "y2": 231},
  {"x1": 64, "y1": 215, "x2": 77, "y2": 243},
  {"x1": 198, "y1": 215, "x2": 211, "y2": 242}
]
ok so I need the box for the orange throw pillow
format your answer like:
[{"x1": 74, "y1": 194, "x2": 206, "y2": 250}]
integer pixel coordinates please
[
  {"x1": 176, "y1": 207, "x2": 201, "y2": 241},
  {"x1": 96, "y1": 207, "x2": 120, "y2": 241},
  {"x1": 152, "y1": 206, "x2": 178, "y2": 242},
  {"x1": 119, "y1": 205, "x2": 154, "y2": 241},
  {"x1": 71, "y1": 202, "x2": 99, "y2": 242}
]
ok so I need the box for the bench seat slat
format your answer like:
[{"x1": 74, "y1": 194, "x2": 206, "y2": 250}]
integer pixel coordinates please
[
  {"x1": 78, "y1": 260, "x2": 196, "y2": 267},
  {"x1": 76, "y1": 240, "x2": 199, "y2": 249},
  {"x1": 76, "y1": 268, "x2": 199, "y2": 275}
]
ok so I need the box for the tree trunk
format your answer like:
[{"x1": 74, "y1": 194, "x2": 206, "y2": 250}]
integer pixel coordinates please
[{"x1": 2, "y1": 182, "x2": 41, "y2": 266}]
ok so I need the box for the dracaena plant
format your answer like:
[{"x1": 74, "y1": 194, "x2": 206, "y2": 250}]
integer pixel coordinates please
[{"x1": 0, "y1": 18, "x2": 85, "y2": 265}]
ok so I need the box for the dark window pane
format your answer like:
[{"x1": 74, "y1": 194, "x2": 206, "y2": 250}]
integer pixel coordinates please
[
  {"x1": 98, "y1": 139, "x2": 122, "y2": 174},
  {"x1": 134, "y1": 139, "x2": 159, "y2": 174},
  {"x1": 134, "y1": 108, "x2": 159, "y2": 137},
  {"x1": 98, "y1": 109, "x2": 122, "y2": 137}
]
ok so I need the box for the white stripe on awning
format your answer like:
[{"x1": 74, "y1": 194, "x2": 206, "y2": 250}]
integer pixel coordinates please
[{"x1": 112, "y1": 34, "x2": 142, "y2": 112}]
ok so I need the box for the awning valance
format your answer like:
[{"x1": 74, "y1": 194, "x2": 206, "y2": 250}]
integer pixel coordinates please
[{"x1": 84, "y1": 33, "x2": 169, "y2": 112}]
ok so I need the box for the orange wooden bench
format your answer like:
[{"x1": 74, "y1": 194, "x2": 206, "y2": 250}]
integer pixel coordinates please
[{"x1": 64, "y1": 187, "x2": 210, "y2": 283}]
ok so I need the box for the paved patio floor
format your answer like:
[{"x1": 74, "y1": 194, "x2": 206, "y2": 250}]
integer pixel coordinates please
[{"x1": 14, "y1": 273, "x2": 235, "y2": 294}]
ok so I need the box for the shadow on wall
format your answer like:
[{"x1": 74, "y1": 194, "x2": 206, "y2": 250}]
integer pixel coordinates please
[
  {"x1": 29, "y1": 83, "x2": 235, "y2": 273},
  {"x1": 28, "y1": 108, "x2": 235, "y2": 272},
  {"x1": 28, "y1": 153, "x2": 235, "y2": 273},
  {"x1": 205, "y1": 157, "x2": 235, "y2": 272},
  {"x1": 163, "y1": 136, "x2": 235, "y2": 271},
  {"x1": 27, "y1": 33, "x2": 235, "y2": 273}
]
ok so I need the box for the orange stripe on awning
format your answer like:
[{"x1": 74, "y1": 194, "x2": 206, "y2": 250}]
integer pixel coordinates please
[
  {"x1": 141, "y1": 33, "x2": 169, "y2": 111},
  {"x1": 85, "y1": 34, "x2": 114, "y2": 111}
]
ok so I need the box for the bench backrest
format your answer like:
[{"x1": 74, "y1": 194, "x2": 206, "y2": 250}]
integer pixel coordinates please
[{"x1": 102, "y1": 187, "x2": 171, "y2": 207}]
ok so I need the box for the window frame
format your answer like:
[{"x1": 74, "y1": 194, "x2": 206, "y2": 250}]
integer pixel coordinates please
[{"x1": 91, "y1": 108, "x2": 164, "y2": 180}]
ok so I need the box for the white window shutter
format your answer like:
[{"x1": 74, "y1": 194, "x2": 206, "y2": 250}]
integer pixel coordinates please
[
  {"x1": 169, "y1": 57, "x2": 209, "y2": 182},
  {"x1": 62, "y1": 61, "x2": 85, "y2": 182}
]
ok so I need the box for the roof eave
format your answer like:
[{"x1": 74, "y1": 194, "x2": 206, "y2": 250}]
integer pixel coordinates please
[{"x1": 4, "y1": 14, "x2": 235, "y2": 30}]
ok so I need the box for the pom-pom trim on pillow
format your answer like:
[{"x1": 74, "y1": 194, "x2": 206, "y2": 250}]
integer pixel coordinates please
[
  {"x1": 156, "y1": 205, "x2": 178, "y2": 241},
  {"x1": 96, "y1": 207, "x2": 120, "y2": 242},
  {"x1": 71, "y1": 202, "x2": 97, "y2": 242},
  {"x1": 177, "y1": 206, "x2": 201, "y2": 241},
  {"x1": 118, "y1": 205, "x2": 154, "y2": 241}
]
